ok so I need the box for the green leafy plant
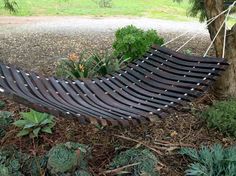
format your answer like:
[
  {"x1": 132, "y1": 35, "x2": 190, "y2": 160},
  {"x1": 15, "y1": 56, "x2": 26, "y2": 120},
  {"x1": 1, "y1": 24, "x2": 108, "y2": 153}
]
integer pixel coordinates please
[
  {"x1": 183, "y1": 49, "x2": 193, "y2": 55},
  {"x1": 13, "y1": 109, "x2": 55, "y2": 138},
  {"x1": 56, "y1": 52, "x2": 95, "y2": 79},
  {"x1": 0, "y1": 111, "x2": 13, "y2": 138},
  {"x1": 109, "y1": 148, "x2": 159, "y2": 176},
  {"x1": 56, "y1": 51, "x2": 130, "y2": 79},
  {"x1": 113, "y1": 25, "x2": 164, "y2": 61},
  {"x1": 201, "y1": 99, "x2": 236, "y2": 136},
  {"x1": 180, "y1": 144, "x2": 236, "y2": 176},
  {"x1": 90, "y1": 51, "x2": 131, "y2": 76},
  {"x1": 47, "y1": 142, "x2": 90, "y2": 175}
]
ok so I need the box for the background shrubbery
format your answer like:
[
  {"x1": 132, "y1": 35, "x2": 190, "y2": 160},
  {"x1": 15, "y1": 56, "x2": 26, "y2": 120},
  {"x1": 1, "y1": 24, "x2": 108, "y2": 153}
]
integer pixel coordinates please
[
  {"x1": 56, "y1": 25, "x2": 164, "y2": 79},
  {"x1": 113, "y1": 25, "x2": 164, "y2": 61}
]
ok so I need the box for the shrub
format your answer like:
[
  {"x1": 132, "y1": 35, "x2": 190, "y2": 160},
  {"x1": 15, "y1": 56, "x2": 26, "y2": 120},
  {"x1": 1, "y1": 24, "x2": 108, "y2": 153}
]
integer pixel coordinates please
[
  {"x1": 13, "y1": 109, "x2": 55, "y2": 138},
  {"x1": 180, "y1": 144, "x2": 236, "y2": 176},
  {"x1": 109, "y1": 148, "x2": 159, "y2": 176},
  {"x1": 47, "y1": 142, "x2": 90, "y2": 175},
  {"x1": 56, "y1": 51, "x2": 130, "y2": 79},
  {"x1": 113, "y1": 25, "x2": 164, "y2": 61},
  {"x1": 201, "y1": 99, "x2": 236, "y2": 136}
]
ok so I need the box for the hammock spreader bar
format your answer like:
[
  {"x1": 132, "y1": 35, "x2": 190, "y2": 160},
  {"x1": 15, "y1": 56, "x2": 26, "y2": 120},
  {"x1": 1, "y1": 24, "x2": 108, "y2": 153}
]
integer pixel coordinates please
[{"x1": 0, "y1": 46, "x2": 228, "y2": 126}]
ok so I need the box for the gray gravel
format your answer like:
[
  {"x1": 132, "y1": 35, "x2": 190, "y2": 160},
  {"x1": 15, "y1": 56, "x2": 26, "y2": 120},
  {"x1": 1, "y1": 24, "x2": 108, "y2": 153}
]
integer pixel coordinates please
[{"x1": 0, "y1": 16, "x2": 211, "y2": 74}]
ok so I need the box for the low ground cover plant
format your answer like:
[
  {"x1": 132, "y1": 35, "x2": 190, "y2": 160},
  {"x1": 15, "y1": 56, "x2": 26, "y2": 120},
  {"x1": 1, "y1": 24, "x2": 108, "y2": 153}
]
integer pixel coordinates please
[
  {"x1": 109, "y1": 148, "x2": 159, "y2": 176},
  {"x1": 13, "y1": 109, "x2": 55, "y2": 138},
  {"x1": 113, "y1": 25, "x2": 164, "y2": 61},
  {"x1": 201, "y1": 99, "x2": 236, "y2": 136},
  {"x1": 0, "y1": 147, "x2": 47, "y2": 176},
  {"x1": 47, "y1": 142, "x2": 90, "y2": 175},
  {"x1": 180, "y1": 144, "x2": 236, "y2": 176},
  {"x1": 0, "y1": 111, "x2": 13, "y2": 138}
]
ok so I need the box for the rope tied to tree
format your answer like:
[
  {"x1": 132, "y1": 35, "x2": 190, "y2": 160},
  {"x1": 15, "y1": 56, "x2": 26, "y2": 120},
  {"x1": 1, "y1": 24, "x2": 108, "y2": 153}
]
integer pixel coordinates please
[{"x1": 162, "y1": 1, "x2": 236, "y2": 58}]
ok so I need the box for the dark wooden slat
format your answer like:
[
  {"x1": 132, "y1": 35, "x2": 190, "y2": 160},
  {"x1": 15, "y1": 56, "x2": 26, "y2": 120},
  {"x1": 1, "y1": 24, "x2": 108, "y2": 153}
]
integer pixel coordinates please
[{"x1": 0, "y1": 45, "x2": 228, "y2": 126}]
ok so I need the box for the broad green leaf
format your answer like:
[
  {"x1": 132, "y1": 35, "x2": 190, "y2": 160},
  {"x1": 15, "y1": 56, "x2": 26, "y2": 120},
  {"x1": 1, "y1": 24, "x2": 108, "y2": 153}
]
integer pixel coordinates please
[
  {"x1": 33, "y1": 127, "x2": 41, "y2": 137},
  {"x1": 41, "y1": 127, "x2": 52, "y2": 134},
  {"x1": 13, "y1": 120, "x2": 27, "y2": 127},
  {"x1": 17, "y1": 129, "x2": 29, "y2": 137}
]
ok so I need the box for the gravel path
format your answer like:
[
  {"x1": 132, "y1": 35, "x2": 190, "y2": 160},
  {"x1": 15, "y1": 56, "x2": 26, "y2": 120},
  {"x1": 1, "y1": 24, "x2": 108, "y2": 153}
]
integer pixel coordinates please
[{"x1": 0, "y1": 16, "x2": 211, "y2": 74}]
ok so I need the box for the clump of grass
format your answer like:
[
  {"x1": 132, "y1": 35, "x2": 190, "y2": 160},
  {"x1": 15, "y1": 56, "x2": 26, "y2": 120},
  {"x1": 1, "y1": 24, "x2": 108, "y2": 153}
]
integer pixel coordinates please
[{"x1": 201, "y1": 99, "x2": 236, "y2": 136}]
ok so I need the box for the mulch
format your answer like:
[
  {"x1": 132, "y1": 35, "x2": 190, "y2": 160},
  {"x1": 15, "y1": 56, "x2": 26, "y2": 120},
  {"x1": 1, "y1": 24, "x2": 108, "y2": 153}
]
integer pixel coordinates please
[
  {"x1": 0, "y1": 27, "x2": 234, "y2": 175},
  {"x1": 1, "y1": 93, "x2": 236, "y2": 175}
]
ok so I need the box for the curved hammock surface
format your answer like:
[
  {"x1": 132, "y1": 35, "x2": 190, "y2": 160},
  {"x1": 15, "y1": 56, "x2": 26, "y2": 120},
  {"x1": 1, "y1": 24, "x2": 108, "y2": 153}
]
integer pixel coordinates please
[{"x1": 0, "y1": 46, "x2": 228, "y2": 126}]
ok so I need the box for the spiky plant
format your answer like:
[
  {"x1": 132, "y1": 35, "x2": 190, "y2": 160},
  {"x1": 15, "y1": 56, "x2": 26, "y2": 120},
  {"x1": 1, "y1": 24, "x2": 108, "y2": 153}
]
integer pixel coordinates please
[{"x1": 180, "y1": 144, "x2": 236, "y2": 176}]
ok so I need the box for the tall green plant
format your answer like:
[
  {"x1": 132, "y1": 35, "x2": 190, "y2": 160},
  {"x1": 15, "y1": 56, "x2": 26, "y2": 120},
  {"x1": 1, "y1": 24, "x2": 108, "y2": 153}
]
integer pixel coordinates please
[
  {"x1": 113, "y1": 25, "x2": 164, "y2": 61},
  {"x1": 56, "y1": 51, "x2": 130, "y2": 79}
]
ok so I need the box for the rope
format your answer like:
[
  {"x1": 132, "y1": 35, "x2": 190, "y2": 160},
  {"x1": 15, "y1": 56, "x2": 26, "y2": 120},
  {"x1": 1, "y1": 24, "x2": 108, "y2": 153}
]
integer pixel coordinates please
[
  {"x1": 161, "y1": 2, "x2": 235, "y2": 55},
  {"x1": 161, "y1": 31, "x2": 189, "y2": 47},
  {"x1": 162, "y1": 9, "x2": 229, "y2": 47},
  {"x1": 204, "y1": 1, "x2": 236, "y2": 57},
  {"x1": 176, "y1": 33, "x2": 199, "y2": 52}
]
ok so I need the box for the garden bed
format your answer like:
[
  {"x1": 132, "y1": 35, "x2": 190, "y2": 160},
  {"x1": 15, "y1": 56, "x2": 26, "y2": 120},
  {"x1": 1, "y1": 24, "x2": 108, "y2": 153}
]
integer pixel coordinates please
[
  {"x1": 1, "y1": 23, "x2": 235, "y2": 175},
  {"x1": 1, "y1": 94, "x2": 236, "y2": 175}
]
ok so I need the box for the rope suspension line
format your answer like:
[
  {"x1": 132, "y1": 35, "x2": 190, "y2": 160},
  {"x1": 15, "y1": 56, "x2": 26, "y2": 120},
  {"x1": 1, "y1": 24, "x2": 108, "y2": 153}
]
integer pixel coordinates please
[{"x1": 161, "y1": 1, "x2": 236, "y2": 58}]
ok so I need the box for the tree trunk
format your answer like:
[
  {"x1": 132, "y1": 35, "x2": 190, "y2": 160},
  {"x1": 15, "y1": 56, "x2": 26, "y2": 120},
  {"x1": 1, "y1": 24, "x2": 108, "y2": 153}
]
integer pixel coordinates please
[{"x1": 204, "y1": 0, "x2": 236, "y2": 98}]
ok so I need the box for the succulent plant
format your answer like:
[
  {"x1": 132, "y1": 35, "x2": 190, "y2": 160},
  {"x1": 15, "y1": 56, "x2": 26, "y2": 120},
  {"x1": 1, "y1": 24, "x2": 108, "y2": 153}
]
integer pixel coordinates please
[
  {"x1": 47, "y1": 142, "x2": 90, "y2": 175},
  {"x1": 109, "y1": 148, "x2": 159, "y2": 176},
  {"x1": 0, "y1": 148, "x2": 24, "y2": 176},
  {"x1": 75, "y1": 170, "x2": 92, "y2": 176},
  {"x1": 0, "y1": 111, "x2": 13, "y2": 138}
]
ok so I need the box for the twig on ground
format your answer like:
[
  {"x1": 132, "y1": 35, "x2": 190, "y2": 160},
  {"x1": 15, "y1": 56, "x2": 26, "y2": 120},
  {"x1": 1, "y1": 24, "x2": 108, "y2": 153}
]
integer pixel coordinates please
[{"x1": 99, "y1": 162, "x2": 140, "y2": 175}]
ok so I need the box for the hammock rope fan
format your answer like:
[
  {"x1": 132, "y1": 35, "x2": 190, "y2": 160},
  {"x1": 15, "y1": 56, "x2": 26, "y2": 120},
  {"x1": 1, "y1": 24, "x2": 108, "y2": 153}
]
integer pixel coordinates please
[{"x1": 0, "y1": 2, "x2": 234, "y2": 126}]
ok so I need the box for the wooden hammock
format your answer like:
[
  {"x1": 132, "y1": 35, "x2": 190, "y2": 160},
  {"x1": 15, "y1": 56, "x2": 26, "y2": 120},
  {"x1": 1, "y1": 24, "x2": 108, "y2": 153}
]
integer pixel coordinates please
[{"x1": 0, "y1": 46, "x2": 228, "y2": 126}]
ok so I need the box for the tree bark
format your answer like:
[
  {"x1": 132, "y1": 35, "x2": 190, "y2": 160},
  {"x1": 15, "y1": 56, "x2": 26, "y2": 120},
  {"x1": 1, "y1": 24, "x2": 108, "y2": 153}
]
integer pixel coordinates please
[{"x1": 204, "y1": 0, "x2": 236, "y2": 98}]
